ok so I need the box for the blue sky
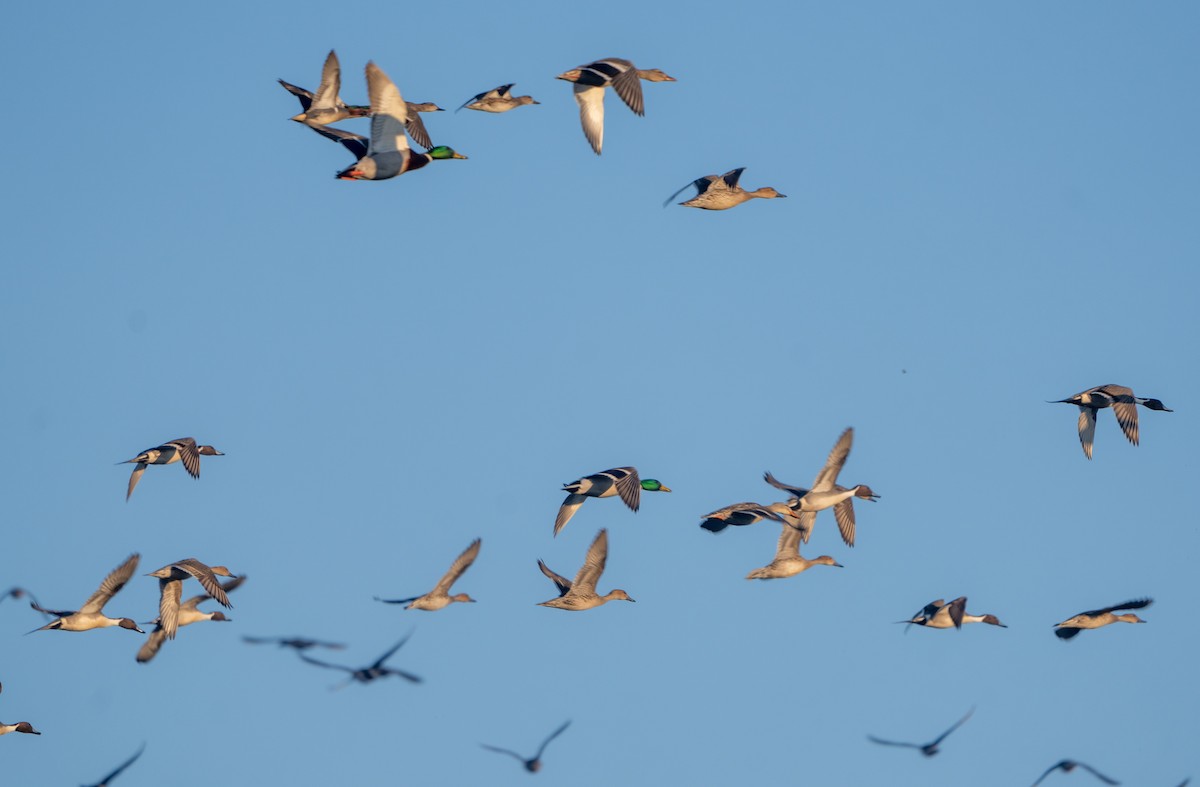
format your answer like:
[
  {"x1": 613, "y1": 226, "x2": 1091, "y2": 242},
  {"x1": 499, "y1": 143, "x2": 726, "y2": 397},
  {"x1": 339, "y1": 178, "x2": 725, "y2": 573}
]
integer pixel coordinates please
[{"x1": 2, "y1": 2, "x2": 1197, "y2": 785}]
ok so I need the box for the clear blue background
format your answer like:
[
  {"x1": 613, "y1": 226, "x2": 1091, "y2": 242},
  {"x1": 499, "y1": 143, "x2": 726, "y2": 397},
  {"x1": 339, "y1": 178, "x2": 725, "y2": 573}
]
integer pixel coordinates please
[{"x1": 2, "y1": 2, "x2": 1196, "y2": 785}]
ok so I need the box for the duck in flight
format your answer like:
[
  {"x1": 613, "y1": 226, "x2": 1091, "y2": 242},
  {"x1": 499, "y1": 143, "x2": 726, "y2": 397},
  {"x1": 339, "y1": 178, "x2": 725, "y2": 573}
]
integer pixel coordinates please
[
  {"x1": 0, "y1": 682, "x2": 40, "y2": 737},
  {"x1": 375, "y1": 538, "x2": 480, "y2": 610},
  {"x1": 867, "y1": 708, "x2": 974, "y2": 756},
  {"x1": 480, "y1": 720, "x2": 571, "y2": 773},
  {"x1": 664, "y1": 167, "x2": 786, "y2": 210},
  {"x1": 556, "y1": 58, "x2": 675, "y2": 154},
  {"x1": 537, "y1": 529, "x2": 635, "y2": 611},
  {"x1": 1053, "y1": 598, "x2": 1151, "y2": 640},
  {"x1": 1049, "y1": 384, "x2": 1172, "y2": 459},
  {"x1": 898, "y1": 597, "x2": 1006, "y2": 631},
  {"x1": 120, "y1": 437, "x2": 223, "y2": 501},
  {"x1": 81, "y1": 743, "x2": 145, "y2": 787},
  {"x1": 1031, "y1": 759, "x2": 1119, "y2": 785},
  {"x1": 28, "y1": 554, "x2": 143, "y2": 634},
  {"x1": 299, "y1": 634, "x2": 423, "y2": 688},
  {"x1": 554, "y1": 467, "x2": 670, "y2": 536}
]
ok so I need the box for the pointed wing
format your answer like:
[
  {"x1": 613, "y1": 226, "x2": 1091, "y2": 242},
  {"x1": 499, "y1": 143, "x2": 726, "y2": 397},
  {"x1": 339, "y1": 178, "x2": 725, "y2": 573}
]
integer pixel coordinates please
[
  {"x1": 1054, "y1": 626, "x2": 1083, "y2": 640},
  {"x1": 946, "y1": 597, "x2": 967, "y2": 629},
  {"x1": 298, "y1": 653, "x2": 354, "y2": 673},
  {"x1": 572, "y1": 529, "x2": 609, "y2": 593},
  {"x1": 1075, "y1": 762, "x2": 1120, "y2": 785},
  {"x1": 930, "y1": 707, "x2": 973, "y2": 746},
  {"x1": 1077, "y1": 407, "x2": 1097, "y2": 459},
  {"x1": 494, "y1": 83, "x2": 515, "y2": 97},
  {"x1": 534, "y1": 719, "x2": 571, "y2": 759},
  {"x1": 166, "y1": 438, "x2": 201, "y2": 478},
  {"x1": 374, "y1": 595, "x2": 420, "y2": 605},
  {"x1": 867, "y1": 735, "x2": 923, "y2": 750},
  {"x1": 1101, "y1": 385, "x2": 1140, "y2": 446},
  {"x1": 433, "y1": 538, "x2": 481, "y2": 594},
  {"x1": 405, "y1": 112, "x2": 434, "y2": 150},
  {"x1": 183, "y1": 574, "x2": 245, "y2": 610},
  {"x1": 610, "y1": 65, "x2": 645, "y2": 115},
  {"x1": 793, "y1": 508, "x2": 816, "y2": 543},
  {"x1": 1087, "y1": 598, "x2": 1153, "y2": 617},
  {"x1": 365, "y1": 61, "x2": 409, "y2": 156},
  {"x1": 538, "y1": 559, "x2": 572, "y2": 596},
  {"x1": 158, "y1": 579, "x2": 182, "y2": 639},
  {"x1": 763, "y1": 471, "x2": 808, "y2": 497},
  {"x1": 307, "y1": 123, "x2": 369, "y2": 160},
  {"x1": 311, "y1": 50, "x2": 342, "y2": 111},
  {"x1": 126, "y1": 463, "x2": 146, "y2": 501},
  {"x1": 373, "y1": 632, "x2": 414, "y2": 668},
  {"x1": 554, "y1": 493, "x2": 588, "y2": 536},
  {"x1": 136, "y1": 627, "x2": 168, "y2": 663},
  {"x1": 573, "y1": 84, "x2": 606, "y2": 155},
  {"x1": 173, "y1": 559, "x2": 232, "y2": 608},
  {"x1": 380, "y1": 666, "x2": 424, "y2": 683},
  {"x1": 480, "y1": 743, "x2": 527, "y2": 763},
  {"x1": 608, "y1": 467, "x2": 642, "y2": 512},
  {"x1": 81, "y1": 553, "x2": 140, "y2": 614},
  {"x1": 88, "y1": 743, "x2": 146, "y2": 787},
  {"x1": 662, "y1": 174, "x2": 718, "y2": 207},
  {"x1": 721, "y1": 168, "x2": 747, "y2": 188},
  {"x1": 812, "y1": 428, "x2": 854, "y2": 491},
  {"x1": 832, "y1": 495, "x2": 857, "y2": 547},
  {"x1": 278, "y1": 79, "x2": 315, "y2": 111},
  {"x1": 29, "y1": 600, "x2": 76, "y2": 617}
]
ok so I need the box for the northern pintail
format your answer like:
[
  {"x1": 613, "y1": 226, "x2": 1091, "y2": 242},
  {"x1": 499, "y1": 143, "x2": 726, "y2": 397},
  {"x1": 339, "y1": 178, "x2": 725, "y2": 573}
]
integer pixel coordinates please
[
  {"x1": 764, "y1": 427, "x2": 879, "y2": 547},
  {"x1": 0, "y1": 683, "x2": 40, "y2": 737},
  {"x1": 1054, "y1": 598, "x2": 1151, "y2": 640},
  {"x1": 243, "y1": 635, "x2": 346, "y2": 651},
  {"x1": 1031, "y1": 760, "x2": 1120, "y2": 786},
  {"x1": 745, "y1": 518, "x2": 843, "y2": 580},
  {"x1": 457, "y1": 83, "x2": 539, "y2": 113},
  {"x1": 899, "y1": 597, "x2": 1006, "y2": 630},
  {"x1": 481, "y1": 720, "x2": 571, "y2": 773},
  {"x1": 28, "y1": 554, "x2": 143, "y2": 634},
  {"x1": 699, "y1": 501, "x2": 799, "y2": 534},
  {"x1": 554, "y1": 466, "x2": 670, "y2": 536},
  {"x1": 555, "y1": 58, "x2": 675, "y2": 154},
  {"x1": 146, "y1": 558, "x2": 234, "y2": 640},
  {"x1": 867, "y1": 708, "x2": 974, "y2": 757},
  {"x1": 538, "y1": 529, "x2": 634, "y2": 611},
  {"x1": 664, "y1": 168, "x2": 787, "y2": 210},
  {"x1": 279, "y1": 50, "x2": 443, "y2": 149},
  {"x1": 375, "y1": 538, "x2": 480, "y2": 610},
  {"x1": 1050, "y1": 384, "x2": 1172, "y2": 459},
  {"x1": 299, "y1": 633, "x2": 423, "y2": 688},
  {"x1": 137, "y1": 575, "x2": 243, "y2": 663},
  {"x1": 314, "y1": 62, "x2": 466, "y2": 181},
  {"x1": 120, "y1": 437, "x2": 223, "y2": 501},
  {"x1": 82, "y1": 743, "x2": 145, "y2": 787}
]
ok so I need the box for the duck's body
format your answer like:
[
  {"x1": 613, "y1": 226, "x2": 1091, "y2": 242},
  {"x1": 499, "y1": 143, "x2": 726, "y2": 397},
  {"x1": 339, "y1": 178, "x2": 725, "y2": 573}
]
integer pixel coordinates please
[
  {"x1": 1054, "y1": 598, "x2": 1151, "y2": 640},
  {"x1": 0, "y1": 683, "x2": 40, "y2": 737},
  {"x1": 137, "y1": 575, "x2": 242, "y2": 663},
  {"x1": 316, "y1": 62, "x2": 465, "y2": 181},
  {"x1": 765, "y1": 428, "x2": 879, "y2": 547},
  {"x1": 868, "y1": 708, "x2": 974, "y2": 757},
  {"x1": 1051, "y1": 384, "x2": 1172, "y2": 459},
  {"x1": 120, "y1": 437, "x2": 223, "y2": 501},
  {"x1": 147, "y1": 558, "x2": 235, "y2": 641},
  {"x1": 699, "y1": 501, "x2": 798, "y2": 533},
  {"x1": 1031, "y1": 759, "x2": 1120, "y2": 785},
  {"x1": 554, "y1": 467, "x2": 669, "y2": 535},
  {"x1": 481, "y1": 720, "x2": 571, "y2": 773},
  {"x1": 665, "y1": 168, "x2": 786, "y2": 210},
  {"x1": 375, "y1": 538, "x2": 480, "y2": 611},
  {"x1": 900, "y1": 597, "x2": 1006, "y2": 630},
  {"x1": 29, "y1": 554, "x2": 144, "y2": 634},
  {"x1": 458, "y1": 83, "x2": 538, "y2": 113},
  {"x1": 746, "y1": 519, "x2": 842, "y2": 580},
  {"x1": 298, "y1": 634, "x2": 423, "y2": 686},
  {"x1": 556, "y1": 58, "x2": 675, "y2": 154},
  {"x1": 538, "y1": 529, "x2": 635, "y2": 611}
]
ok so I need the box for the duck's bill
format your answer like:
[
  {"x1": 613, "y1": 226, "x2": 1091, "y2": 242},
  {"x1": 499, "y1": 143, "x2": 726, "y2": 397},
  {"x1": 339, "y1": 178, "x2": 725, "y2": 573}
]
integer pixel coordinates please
[{"x1": 451, "y1": 152, "x2": 468, "y2": 160}]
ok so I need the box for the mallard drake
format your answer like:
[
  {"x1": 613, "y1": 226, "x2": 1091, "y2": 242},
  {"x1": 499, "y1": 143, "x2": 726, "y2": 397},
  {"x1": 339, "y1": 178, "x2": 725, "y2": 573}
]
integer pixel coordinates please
[
  {"x1": 764, "y1": 427, "x2": 878, "y2": 547},
  {"x1": 664, "y1": 167, "x2": 786, "y2": 210},
  {"x1": 146, "y1": 558, "x2": 235, "y2": 640},
  {"x1": 1054, "y1": 598, "x2": 1151, "y2": 640},
  {"x1": 1031, "y1": 760, "x2": 1120, "y2": 786},
  {"x1": 28, "y1": 554, "x2": 144, "y2": 634},
  {"x1": 537, "y1": 529, "x2": 634, "y2": 611},
  {"x1": 137, "y1": 575, "x2": 243, "y2": 663},
  {"x1": 316, "y1": 61, "x2": 466, "y2": 181},
  {"x1": 556, "y1": 58, "x2": 675, "y2": 154},
  {"x1": 554, "y1": 467, "x2": 670, "y2": 536},
  {"x1": 1050, "y1": 384, "x2": 1172, "y2": 459},
  {"x1": 868, "y1": 708, "x2": 974, "y2": 757},
  {"x1": 898, "y1": 597, "x2": 1006, "y2": 630},
  {"x1": 120, "y1": 437, "x2": 223, "y2": 501},
  {"x1": 481, "y1": 720, "x2": 571, "y2": 773},
  {"x1": 279, "y1": 50, "x2": 442, "y2": 148},
  {"x1": 81, "y1": 744, "x2": 145, "y2": 787},
  {"x1": 698, "y1": 501, "x2": 798, "y2": 534},
  {"x1": 457, "y1": 83, "x2": 539, "y2": 113},
  {"x1": 298, "y1": 633, "x2": 423, "y2": 687},
  {"x1": 375, "y1": 538, "x2": 480, "y2": 610}
]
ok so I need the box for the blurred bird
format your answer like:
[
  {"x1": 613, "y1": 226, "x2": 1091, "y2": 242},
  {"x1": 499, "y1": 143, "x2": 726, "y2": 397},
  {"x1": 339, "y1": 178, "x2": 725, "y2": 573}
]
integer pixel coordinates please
[
  {"x1": 556, "y1": 58, "x2": 675, "y2": 154},
  {"x1": 1053, "y1": 599, "x2": 1152, "y2": 640},
  {"x1": 375, "y1": 539, "x2": 480, "y2": 610},
  {"x1": 745, "y1": 515, "x2": 843, "y2": 580},
  {"x1": 481, "y1": 720, "x2": 571, "y2": 773},
  {"x1": 81, "y1": 743, "x2": 145, "y2": 786},
  {"x1": 299, "y1": 634, "x2": 423, "y2": 688},
  {"x1": 664, "y1": 167, "x2": 786, "y2": 210},
  {"x1": 137, "y1": 576, "x2": 244, "y2": 663},
  {"x1": 457, "y1": 83, "x2": 539, "y2": 113},
  {"x1": 1050, "y1": 384, "x2": 1172, "y2": 459},
  {"x1": 538, "y1": 529, "x2": 634, "y2": 611},
  {"x1": 243, "y1": 636, "x2": 346, "y2": 651},
  {"x1": 28, "y1": 554, "x2": 143, "y2": 634},
  {"x1": 1031, "y1": 759, "x2": 1120, "y2": 785},
  {"x1": 867, "y1": 708, "x2": 974, "y2": 756},
  {"x1": 146, "y1": 559, "x2": 235, "y2": 640},
  {"x1": 554, "y1": 467, "x2": 670, "y2": 536},
  {"x1": 120, "y1": 437, "x2": 223, "y2": 501},
  {"x1": 699, "y1": 501, "x2": 798, "y2": 534}
]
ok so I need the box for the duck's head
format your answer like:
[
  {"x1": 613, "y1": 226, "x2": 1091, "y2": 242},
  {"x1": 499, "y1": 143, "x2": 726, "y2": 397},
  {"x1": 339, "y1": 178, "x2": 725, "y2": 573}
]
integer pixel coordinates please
[
  {"x1": 815, "y1": 556, "x2": 844, "y2": 568},
  {"x1": 409, "y1": 102, "x2": 444, "y2": 112},
  {"x1": 518, "y1": 96, "x2": 540, "y2": 106},
  {"x1": 452, "y1": 593, "x2": 477, "y2": 603},
  {"x1": 980, "y1": 614, "x2": 1007, "y2": 627},
  {"x1": 1141, "y1": 398, "x2": 1173, "y2": 412},
  {"x1": 606, "y1": 589, "x2": 635, "y2": 603},
  {"x1": 210, "y1": 611, "x2": 232, "y2": 622},
  {"x1": 13, "y1": 722, "x2": 39, "y2": 735},
  {"x1": 199, "y1": 445, "x2": 224, "y2": 456},
  {"x1": 1116, "y1": 613, "x2": 1147, "y2": 624},
  {"x1": 118, "y1": 618, "x2": 145, "y2": 633},
  {"x1": 854, "y1": 485, "x2": 880, "y2": 501},
  {"x1": 753, "y1": 187, "x2": 787, "y2": 199},
  {"x1": 639, "y1": 69, "x2": 676, "y2": 82},
  {"x1": 641, "y1": 479, "x2": 670, "y2": 492},
  {"x1": 210, "y1": 566, "x2": 237, "y2": 578},
  {"x1": 428, "y1": 145, "x2": 468, "y2": 161},
  {"x1": 556, "y1": 68, "x2": 583, "y2": 82}
]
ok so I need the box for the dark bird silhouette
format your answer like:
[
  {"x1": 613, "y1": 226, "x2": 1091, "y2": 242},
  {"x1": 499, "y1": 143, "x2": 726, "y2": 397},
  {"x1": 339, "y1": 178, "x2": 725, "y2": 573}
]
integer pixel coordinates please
[
  {"x1": 867, "y1": 708, "x2": 974, "y2": 756},
  {"x1": 481, "y1": 720, "x2": 571, "y2": 773},
  {"x1": 81, "y1": 743, "x2": 145, "y2": 786},
  {"x1": 298, "y1": 634, "x2": 422, "y2": 688},
  {"x1": 243, "y1": 635, "x2": 346, "y2": 651},
  {"x1": 1031, "y1": 759, "x2": 1119, "y2": 785}
]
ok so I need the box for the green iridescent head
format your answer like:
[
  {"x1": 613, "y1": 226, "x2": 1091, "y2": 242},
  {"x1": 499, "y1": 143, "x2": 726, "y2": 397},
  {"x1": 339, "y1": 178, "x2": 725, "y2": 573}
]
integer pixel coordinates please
[
  {"x1": 641, "y1": 479, "x2": 671, "y2": 492},
  {"x1": 427, "y1": 145, "x2": 468, "y2": 160}
]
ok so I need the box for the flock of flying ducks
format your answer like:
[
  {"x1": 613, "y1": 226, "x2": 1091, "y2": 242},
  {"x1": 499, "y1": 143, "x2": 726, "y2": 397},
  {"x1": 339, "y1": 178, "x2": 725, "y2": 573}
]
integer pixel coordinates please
[
  {"x1": 278, "y1": 50, "x2": 788, "y2": 210},
  {"x1": 1, "y1": 378, "x2": 1177, "y2": 782}
]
